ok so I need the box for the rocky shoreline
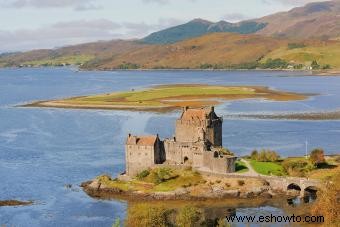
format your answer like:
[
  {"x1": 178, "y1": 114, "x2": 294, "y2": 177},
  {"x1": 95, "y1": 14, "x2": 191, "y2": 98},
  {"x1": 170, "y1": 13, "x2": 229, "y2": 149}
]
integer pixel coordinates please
[
  {"x1": 81, "y1": 179, "x2": 282, "y2": 201},
  {"x1": 0, "y1": 200, "x2": 33, "y2": 207}
]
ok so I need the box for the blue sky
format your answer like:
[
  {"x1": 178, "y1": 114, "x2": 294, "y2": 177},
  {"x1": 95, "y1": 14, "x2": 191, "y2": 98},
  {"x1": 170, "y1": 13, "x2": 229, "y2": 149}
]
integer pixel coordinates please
[{"x1": 0, "y1": 0, "x2": 326, "y2": 52}]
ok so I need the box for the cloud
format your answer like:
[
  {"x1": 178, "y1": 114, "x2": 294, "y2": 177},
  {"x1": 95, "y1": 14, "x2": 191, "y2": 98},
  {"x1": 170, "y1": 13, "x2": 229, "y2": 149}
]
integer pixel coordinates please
[
  {"x1": 1, "y1": 0, "x2": 100, "y2": 10},
  {"x1": 0, "y1": 18, "x2": 183, "y2": 52},
  {"x1": 263, "y1": 0, "x2": 330, "y2": 6},
  {"x1": 222, "y1": 13, "x2": 249, "y2": 22}
]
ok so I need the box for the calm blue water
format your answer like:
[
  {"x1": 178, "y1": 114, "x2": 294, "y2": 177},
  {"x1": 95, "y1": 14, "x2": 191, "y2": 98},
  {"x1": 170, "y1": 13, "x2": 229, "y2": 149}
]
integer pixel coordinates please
[{"x1": 0, "y1": 68, "x2": 339, "y2": 226}]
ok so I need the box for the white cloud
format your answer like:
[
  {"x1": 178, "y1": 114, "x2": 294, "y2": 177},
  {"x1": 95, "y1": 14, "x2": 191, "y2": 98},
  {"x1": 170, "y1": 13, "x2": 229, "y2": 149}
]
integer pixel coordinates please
[
  {"x1": 1, "y1": 0, "x2": 100, "y2": 10},
  {"x1": 0, "y1": 18, "x2": 183, "y2": 52}
]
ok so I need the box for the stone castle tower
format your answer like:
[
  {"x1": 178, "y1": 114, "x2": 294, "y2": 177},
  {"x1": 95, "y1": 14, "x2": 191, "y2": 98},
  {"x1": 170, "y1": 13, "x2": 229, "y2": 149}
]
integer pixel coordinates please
[{"x1": 125, "y1": 107, "x2": 236, "y2": 176}]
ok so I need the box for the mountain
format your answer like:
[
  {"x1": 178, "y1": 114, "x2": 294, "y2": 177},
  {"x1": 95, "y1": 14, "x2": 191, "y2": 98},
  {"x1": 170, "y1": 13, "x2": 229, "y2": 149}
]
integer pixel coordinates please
[
  {"x1": 143, "y1": 1, "x2": 340, "y2": 44},
  {"x1": 142, "y1": 19, "x2": 266, "y2": 44},
  {"x1": 255, "y1": 0, "x2": 340, "y2": 39},
  {"x1": 85, "y1": 33, "x2": 286, "y2": 70}
]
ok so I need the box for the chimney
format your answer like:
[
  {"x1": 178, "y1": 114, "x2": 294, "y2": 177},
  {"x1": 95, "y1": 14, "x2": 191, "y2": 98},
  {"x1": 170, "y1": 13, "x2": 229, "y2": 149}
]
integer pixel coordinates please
[{"x1": 128, "y1": 133, "x2": 131, "y2": 137}]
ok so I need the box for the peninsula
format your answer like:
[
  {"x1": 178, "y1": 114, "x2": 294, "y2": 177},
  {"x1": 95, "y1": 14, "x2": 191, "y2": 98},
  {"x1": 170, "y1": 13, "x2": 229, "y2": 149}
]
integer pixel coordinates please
[{"x1": 23, "y1": 84, "x2": 307, "y2": 112}]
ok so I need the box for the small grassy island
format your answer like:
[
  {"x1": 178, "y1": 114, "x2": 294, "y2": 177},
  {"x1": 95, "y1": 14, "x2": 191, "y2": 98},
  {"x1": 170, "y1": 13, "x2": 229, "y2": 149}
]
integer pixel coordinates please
[{"x1": 24, "y1": 84, "x2": 307, "y2": 111}]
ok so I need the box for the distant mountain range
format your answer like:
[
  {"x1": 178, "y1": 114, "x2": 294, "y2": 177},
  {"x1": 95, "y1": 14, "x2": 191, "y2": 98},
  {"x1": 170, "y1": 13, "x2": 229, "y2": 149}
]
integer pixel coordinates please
[
  {"x1": 142, "y1": 19, "x2": 267, "y2": 44},
  {"x1": 1, "y1": 0, "x2": 340, "y2": 70}
]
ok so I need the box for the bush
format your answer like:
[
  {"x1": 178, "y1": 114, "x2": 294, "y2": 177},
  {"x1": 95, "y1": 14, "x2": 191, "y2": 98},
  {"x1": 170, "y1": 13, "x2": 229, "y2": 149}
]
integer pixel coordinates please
[
  {"x1": 288, "y1": 43, "x2": 306, "y2": 49},
  {"x1": 127, "y1": 204, "x2": 172, "y2": 227},
  {"x1": 260, "y1": 58, "x2": 288, "y2": 69},
  {"x1": 250, "y1": 149, "x2": 280, "y2": 162},
  {"x1": 176, "y1": 206, "x2": 201, "y2": 227},
  {"x1": 151, "y1": 168, "x2": 178, "y2": 184},
  {"x1": 282, "y1": 159, "x2": 315, "y2": 177},
  {"x1": 237, "y1": 180, "x2": 245, "y2": 186},
  {"x1": 136, "y1": 169, "x2": 150, "y2": 180},
  {"x1": 310, "y1": 148, "x2": 326, "y2": 167},
  {"x1": 311, "y1": 60, "x2": 320, "y2": 70}
]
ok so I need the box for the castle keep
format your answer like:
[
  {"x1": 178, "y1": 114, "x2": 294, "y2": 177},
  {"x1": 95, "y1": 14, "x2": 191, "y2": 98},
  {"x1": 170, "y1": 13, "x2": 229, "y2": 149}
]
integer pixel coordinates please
[{"x1": 125, "y1": 107, "x2": 236, "y2": 176}]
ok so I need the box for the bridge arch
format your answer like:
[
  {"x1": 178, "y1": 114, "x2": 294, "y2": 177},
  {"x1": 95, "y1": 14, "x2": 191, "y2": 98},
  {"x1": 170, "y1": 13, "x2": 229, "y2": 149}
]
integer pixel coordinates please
[{"x1": 287, "y1": 183, "x2": 301, "y2": 191}]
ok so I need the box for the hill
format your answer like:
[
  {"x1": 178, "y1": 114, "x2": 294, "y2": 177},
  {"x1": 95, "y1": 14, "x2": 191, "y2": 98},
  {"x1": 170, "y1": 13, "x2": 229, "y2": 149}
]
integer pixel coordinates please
[
  {"x1": 142, "y1": 19, "x2": 266, "y2": 44},
  {"x1": 255, "y1": 0, "x2": 340, "y2": 39},
  {"x1": 84, "y1": 33, "x2": 286, "y2": 70},
  {"x1": 0, "y1": 40, "x2": 147, "y2": 67}
]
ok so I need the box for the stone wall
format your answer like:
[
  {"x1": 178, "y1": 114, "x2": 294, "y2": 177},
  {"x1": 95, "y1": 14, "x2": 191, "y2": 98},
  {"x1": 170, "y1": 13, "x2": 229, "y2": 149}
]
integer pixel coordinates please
[{"x1": 203, "y1": 151, "x2": 236, "y2": 174}]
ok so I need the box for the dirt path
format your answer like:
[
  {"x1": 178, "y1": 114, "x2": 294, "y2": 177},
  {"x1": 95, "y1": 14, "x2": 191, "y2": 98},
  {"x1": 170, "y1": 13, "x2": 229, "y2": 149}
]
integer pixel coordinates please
[{"x1": 240, "y1": 159, "x2": 261, "y2": 177}]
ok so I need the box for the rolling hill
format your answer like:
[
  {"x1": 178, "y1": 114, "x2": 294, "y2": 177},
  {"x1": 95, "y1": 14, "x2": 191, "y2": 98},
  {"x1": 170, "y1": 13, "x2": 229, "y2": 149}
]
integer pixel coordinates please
[
  {"x1": 84, "y1": 33, "x2": 287, "y2": 70},
  {"x1": 0, "y1": 0, "x2": 340, "y2": 70},
  {"x1": 0, "y1": 40, "x2": 147, "y2": 67}
]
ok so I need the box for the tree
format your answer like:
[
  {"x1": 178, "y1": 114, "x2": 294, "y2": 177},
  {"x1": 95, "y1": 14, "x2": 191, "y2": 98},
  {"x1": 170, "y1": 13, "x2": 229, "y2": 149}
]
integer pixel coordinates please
[
  {"x1": 311, "y1": 60, "x2": 320, "y2": 70},
  {"x1": 309, "y1": 148, "x2": 326, "y2": 167}
]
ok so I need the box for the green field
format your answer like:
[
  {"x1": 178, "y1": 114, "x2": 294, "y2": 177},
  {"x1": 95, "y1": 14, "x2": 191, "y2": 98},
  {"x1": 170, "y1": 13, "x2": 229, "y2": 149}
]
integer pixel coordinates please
[
  {"x1": 249, "y1": 160, "x2": 285, "y2": 176},
  {"x1": 30, "y1": 84, "x2": 307, "y2": 111},
  {"x1": 23, "y1": 54, "x2": 94, "y2": 66}
]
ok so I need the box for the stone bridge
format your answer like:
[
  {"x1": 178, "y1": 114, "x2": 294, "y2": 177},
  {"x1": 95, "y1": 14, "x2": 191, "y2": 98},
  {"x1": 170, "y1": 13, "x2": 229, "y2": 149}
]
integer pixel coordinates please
[
  {"x1": 262, "y1": 175, "x2": 321, "y2": 197},
  {"x1": 197, "y1": 169, "x2": 321, "y2": 197}
]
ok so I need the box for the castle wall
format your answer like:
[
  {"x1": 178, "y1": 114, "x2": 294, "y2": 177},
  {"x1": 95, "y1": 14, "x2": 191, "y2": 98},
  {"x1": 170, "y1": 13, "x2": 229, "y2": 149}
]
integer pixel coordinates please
[
  {"x1": 203, "y1": 152, "x2": 236, "y2": 174},
  {"x1": 126, "y1": 144, "x2": 155, "y2": 176},
  {"x1": 175, "y1": 120, "x2": 205, "y2": 143},
  {"x1": 164, "y1": 140, "x2": 204, "y2": 167},
  {"x1": 205, "y1": 120, "x2": 222, "y2": 147}
]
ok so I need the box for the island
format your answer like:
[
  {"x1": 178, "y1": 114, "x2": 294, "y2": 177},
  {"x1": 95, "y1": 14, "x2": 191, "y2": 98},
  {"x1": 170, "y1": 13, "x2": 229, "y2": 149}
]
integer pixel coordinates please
[{"x1": 23, "y1": 84, "x2": 307, "y2": 112}]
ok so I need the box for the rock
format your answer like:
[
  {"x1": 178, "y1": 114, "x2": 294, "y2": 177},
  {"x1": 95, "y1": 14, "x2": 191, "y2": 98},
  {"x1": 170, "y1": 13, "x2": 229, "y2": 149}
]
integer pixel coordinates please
[
  {"x1": 261, "y1": 192, "x2": 273, "y2": 199},
  {"x1": 0, "y1": 200, "x2": 33, "y2": 207},
  {"x1": 222, "y1": 190, "x2": 240, "y2": 198},
  {"x1": 174, "y1": 187, "x2": 188, "y2": 196},
  {"x1": 88, "y1": 180, "x2": 100, "y2": 190}
]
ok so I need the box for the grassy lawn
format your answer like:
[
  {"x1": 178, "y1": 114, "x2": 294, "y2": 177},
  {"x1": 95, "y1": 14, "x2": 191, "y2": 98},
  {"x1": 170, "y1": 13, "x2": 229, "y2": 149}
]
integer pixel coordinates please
[
  {"x1": 36, "y1": 84, "x2": 306, "y2": 111},
  {"x1": 235, "y1": 160, "x2": 249, "y2": 173},
  {"x1": 249, "y1": 160, "x2": 285, "y2": 176}
]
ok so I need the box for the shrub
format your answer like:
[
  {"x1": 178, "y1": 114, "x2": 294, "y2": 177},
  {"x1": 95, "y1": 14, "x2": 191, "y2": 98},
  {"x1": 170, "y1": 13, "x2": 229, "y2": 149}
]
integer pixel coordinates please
[
  {"x1": 127, "y1": 203, "x2": 172, "y2": 227},
  {"x1": 176, "y1": 206, "x2": 201, "y2": 227},
  {"x1": 225, "y1": 183, "x2": 231, "y2": 188},
  {"x1": 282, "y1": 159, "x2": 315, "y2": 177},
  {"x1": 288, "y1": 43, "x2": 306, "y2": 49},
  {"x1": 237, "y1": 180, "x2": 245, "y2": 186},
  {"x1": 310, "y1": 148, "x2": 326, "y2": 167},
  {"x1": 136, "y1": 169, "x2": 150, "y2": 180},
  {"x1": 311, "y1": 60, "x2": 320, "y2": 70},
  {"x1": 250, "y1": 149, "x2": 280, "y2": 162},
  {"x1": 311, "y1": 172, "x2": 340, "y2": 225},
  {"x1": 152, "y1": 168, "x2": 178, "y2": 184}
]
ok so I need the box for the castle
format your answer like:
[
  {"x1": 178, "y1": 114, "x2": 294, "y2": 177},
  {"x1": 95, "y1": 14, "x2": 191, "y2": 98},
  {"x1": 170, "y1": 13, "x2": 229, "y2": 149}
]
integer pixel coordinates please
[{"x1": 125, "y1": 107, "x2": 237, "y2": 176}]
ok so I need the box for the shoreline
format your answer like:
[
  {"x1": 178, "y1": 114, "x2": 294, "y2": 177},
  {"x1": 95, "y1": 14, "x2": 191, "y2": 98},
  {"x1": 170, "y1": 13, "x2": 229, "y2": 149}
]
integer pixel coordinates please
[
  {"x1": 1, "y1": 65, "x2": 340, "y2": 75},
  {"x1": 81, "y1": 179, "x2": 280, "y2": 202}
]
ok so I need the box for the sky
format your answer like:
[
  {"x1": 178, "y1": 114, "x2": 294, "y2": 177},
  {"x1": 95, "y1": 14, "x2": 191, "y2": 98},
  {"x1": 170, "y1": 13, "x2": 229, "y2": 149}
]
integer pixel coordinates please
[{"x1": 0, "y1": 0, "x2": 328, "y2": 52}]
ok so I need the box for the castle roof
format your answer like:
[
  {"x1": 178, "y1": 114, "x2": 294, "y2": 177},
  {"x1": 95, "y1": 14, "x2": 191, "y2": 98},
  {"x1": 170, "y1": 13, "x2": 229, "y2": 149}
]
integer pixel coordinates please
[
  {"x1": 126, "y1": 135, "x2": 158, "y2": 146},
  {"x1": 180, "y1": 107, "x2": 213, "y2": 121}
]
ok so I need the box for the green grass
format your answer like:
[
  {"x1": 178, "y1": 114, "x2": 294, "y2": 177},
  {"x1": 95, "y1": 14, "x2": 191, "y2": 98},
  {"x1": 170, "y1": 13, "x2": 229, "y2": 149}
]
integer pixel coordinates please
[
  {"x1": 23, "y1": 54, "x2": 95, "y2": 66},
  {"x1": 97, "y1": 167, "x2": 203, "y2": 193},
  {"x1": 42, "y1": 84, "x2": 306, "y2": 110},
  {"x1": 235, "y1": 160, "x2": 249, "y2": 173},
  {"x1": 249, "y1": 160, "x2": 285, "y2": 176}
]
